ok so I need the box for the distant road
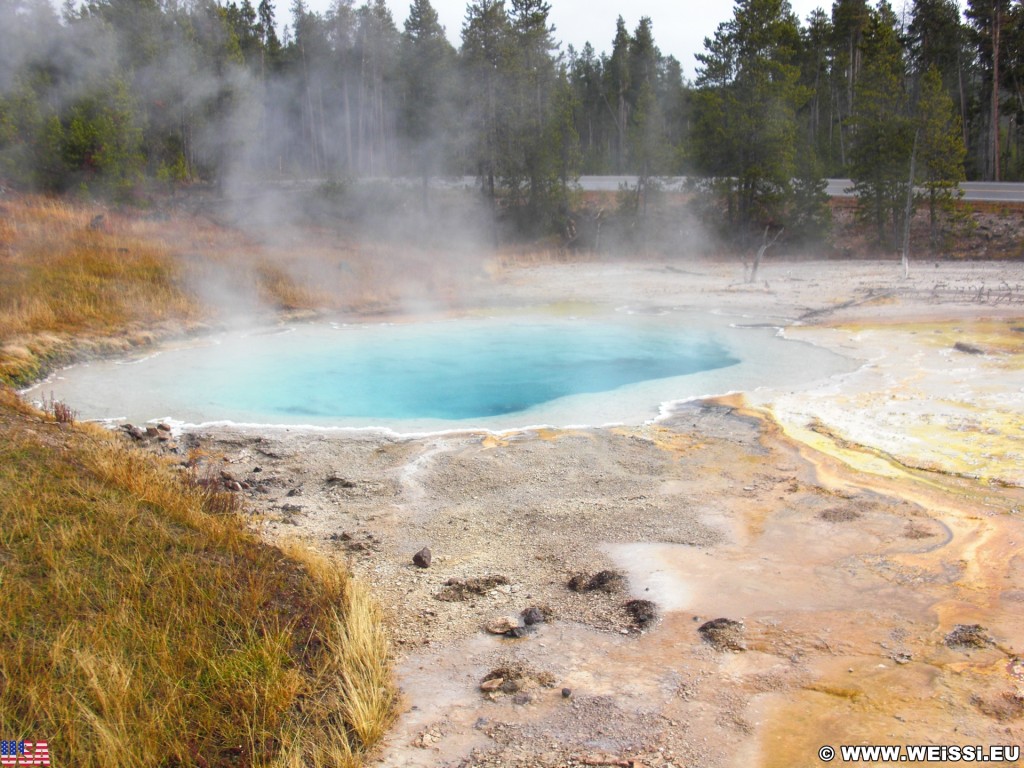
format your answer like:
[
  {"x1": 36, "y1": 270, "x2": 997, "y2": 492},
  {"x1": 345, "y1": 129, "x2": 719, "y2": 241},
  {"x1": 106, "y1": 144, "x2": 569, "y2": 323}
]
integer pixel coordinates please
[
  {"x1": 278, "y1": 175, "x2": 1024, "y2": 203},
  {"x1": 573, "y1": 176, "x2": 1024, "y2": 202}
]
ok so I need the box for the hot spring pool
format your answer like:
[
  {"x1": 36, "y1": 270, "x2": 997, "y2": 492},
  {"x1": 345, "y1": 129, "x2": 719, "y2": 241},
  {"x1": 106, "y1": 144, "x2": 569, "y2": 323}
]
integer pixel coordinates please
[{"x1": 31, "y1": 313, "x2": 854, "y2": 432}]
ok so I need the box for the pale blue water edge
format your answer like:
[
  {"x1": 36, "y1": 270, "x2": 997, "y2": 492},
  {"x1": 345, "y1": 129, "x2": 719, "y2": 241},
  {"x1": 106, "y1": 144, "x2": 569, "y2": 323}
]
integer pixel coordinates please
[{"x1": 30, "y1": 314, "x2": 855, "y2": 433}]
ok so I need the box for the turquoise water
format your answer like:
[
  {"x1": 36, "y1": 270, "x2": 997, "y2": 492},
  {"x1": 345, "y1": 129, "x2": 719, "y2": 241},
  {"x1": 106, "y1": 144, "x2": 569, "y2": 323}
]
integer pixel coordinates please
[
  {"x1": 190, "y1": 320, "x2": 737, "y2": 421},
  {"x1": 34, "y1": 314, "x2": 853, "y2": 430}
]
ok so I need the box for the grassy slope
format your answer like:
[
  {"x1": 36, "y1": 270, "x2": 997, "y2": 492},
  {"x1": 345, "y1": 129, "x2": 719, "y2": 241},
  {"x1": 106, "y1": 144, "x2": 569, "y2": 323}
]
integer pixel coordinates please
[
  {"x1": 0, "y1": 389, "x2": 394, "y2": 767},
  {"x1": 0, "y1": 195, "x2": 396, "y2": 765}
]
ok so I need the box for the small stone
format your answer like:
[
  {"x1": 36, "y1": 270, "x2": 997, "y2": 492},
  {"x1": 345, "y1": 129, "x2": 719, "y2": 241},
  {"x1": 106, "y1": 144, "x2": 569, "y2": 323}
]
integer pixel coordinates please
[
  {"x1": 156, "y1": 422, "x2": 171, "y2": 432},
  {"x1": 413, "y1": 547, "x2": 432, "y2": 569},
  {"x1": 220, "y1": 469, "x2": 236, "y2": 482},
  {"x1": 561, "y1": 687, "x2": 572, "y2": 698},
  {"x1": 145, "y1": 426, "x2": 160, "y2": 437},
  {"x1": 226, "y1": 481, "x2": 243, "y2": 492},
  {"x1": 485, "y1": 617, "x2": 519, "y2": 635},
  {"x1": 480, "y1": 678, "x2": 504, "y2": 692},
  {"x1": 953, "y1": 341, "x2": 985, "y2": 355}
]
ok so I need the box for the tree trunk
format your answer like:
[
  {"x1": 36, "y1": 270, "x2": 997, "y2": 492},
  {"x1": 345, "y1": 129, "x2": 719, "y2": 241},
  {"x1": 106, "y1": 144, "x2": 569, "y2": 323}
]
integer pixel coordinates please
[
  {"x1": 901, "y1": 129, "x2": 920, "y2": 279},
  {"x1": 993, "y1": 7, "x2": 1002, "y2": 181}
]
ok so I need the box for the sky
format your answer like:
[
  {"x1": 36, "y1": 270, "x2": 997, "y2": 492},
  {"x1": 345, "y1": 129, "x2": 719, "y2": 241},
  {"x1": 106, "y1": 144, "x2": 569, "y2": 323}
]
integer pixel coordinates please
[{"x1": 317, "y1": 0, "x2": 837, "y2": 79}]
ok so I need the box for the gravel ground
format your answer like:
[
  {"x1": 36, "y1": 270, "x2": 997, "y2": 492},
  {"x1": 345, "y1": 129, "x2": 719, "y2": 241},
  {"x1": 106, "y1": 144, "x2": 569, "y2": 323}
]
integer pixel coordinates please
[{"x1": 173, "y1": 259, "x2": 1024, "y2": 767}]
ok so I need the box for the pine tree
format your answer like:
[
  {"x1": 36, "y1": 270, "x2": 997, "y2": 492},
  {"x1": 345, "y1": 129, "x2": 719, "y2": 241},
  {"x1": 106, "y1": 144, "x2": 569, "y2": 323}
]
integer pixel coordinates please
[
  {"x1": 908, "y1": 0, "x2": 967, "y2": 147},
  {"x1": 460, "y1": 0, "x2": 511, "y2": 221},
  {"x1": 692, "y1": 0, "x2": 807, "y2": 233},
  {"x1": 916, "y1": 65, "x2": 966, "y2": 244},
  {"x1": 966, "y1": 0, "x2": 1011, "y2": 179},
  {"x1": 605, "y1": 17, "x2": 631, "y2": 172},
  {"x1": 848, "y1": 1, "x2": 914, "y2": 248},
  {"x1": 400, "y1": 0, "x2": 455, "y2": 195}
]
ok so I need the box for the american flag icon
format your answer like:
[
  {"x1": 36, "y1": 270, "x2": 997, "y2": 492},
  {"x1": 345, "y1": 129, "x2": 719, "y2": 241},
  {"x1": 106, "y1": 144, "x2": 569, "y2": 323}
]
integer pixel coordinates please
[{"x1": 0, "y1": 741, "x2": 50, "y2": 766}]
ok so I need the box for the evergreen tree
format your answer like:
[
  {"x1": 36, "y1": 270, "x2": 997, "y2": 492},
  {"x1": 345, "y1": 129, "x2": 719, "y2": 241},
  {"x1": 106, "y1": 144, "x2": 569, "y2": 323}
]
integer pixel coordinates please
[
  {"x1": 604, "y1": 17, "x2": 631, "y2": 171},
  {"x1": 848, "y1": 1, "x2": 914, "y2": 248},
  {"x1": 916, "y1": 65, "x2": 966, "y2": 243},
  {"x1": 966, "y1": 0, "x2": 1011, "y2": 179},
  {"x1": 908, "y1": 0, "x2": 967, "y2": 148},
  {"x1": 691, "y1": 0, "x2": 807, "y2": 233},
  {"x1": 400, "y1": 0, "x2": 455, "y2": 193},
  {"x1": 460, "y1": 0, "x2": 511, "y2": 218},
  {"x1": 830, "y1": 0, "x2": 870, "y2": 169}
]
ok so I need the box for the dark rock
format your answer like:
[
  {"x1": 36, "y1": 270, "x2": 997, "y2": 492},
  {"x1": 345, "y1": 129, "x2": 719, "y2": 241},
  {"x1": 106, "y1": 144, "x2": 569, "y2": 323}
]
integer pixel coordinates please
[
  {"x1": 500, "y1": 679, "x2": 521, "y2": 694},
  {"x1": 698, "y1": 618, "x2": 747, "y2": 651},
  {"x1": 330, "y1": 532, "x2": 353, "y2": 542},
  {"x1": 954, "y1": 341, "x2": 985, "y2": 355},
  {"x1": 280, "y1": 503, "x2": 303, "y2": 512},
  {"x1": 157, "y1": 432, "x2": 171, "y2": 442},
  {"x1": 145, "y1": 426, "x2": 160, "y2": 437},
  {"x1": 511, "y1": 693, "x2": 532, "y2": 705},
  {"x1": 522, "y1": 606, "x2": 546, "y2": 626},
  {"x1": 326, "y1": 475, "x2": 357, "y2": 488},
  {"x1": 413, "y1": 547, "x2": 432, "y2": 569},
  {"x1": 252, "y1": 466, "x2": 262, "y2": 473},
  {"x1": 156, "y1": 423, "x2": 171, "y2": 432},
  {"x1": 505, "y1": 626, "x2": 531, "y2": 639},
  {"x1": 286, "y1": 487, "x2": 303, "y2": 497},
  {"x1": 561, "y1": 688, "x2": 572, "y2": 698},
  {"x1": 568, "y1": 569, "x2": 625, "y2": 594},
  {"x1": 122, "y1": 425, "x2": 145, "y2": 441},
  {"x1": 945, "y1": 624, "x2": 993, "y2": 650},
  {"x1": 624, "y1": 599, "x2": 659, "y2": 629}
]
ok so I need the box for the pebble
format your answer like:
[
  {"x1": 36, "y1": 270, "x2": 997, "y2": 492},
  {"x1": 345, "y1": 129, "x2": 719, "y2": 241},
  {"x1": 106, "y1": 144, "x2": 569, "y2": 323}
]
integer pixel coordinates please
[
  {"x1": 485, "y1": 617, "x2": 519, "y2": 635},
  {"x1": 413, "y1": 547, "x2": 432, "y2": 568}
]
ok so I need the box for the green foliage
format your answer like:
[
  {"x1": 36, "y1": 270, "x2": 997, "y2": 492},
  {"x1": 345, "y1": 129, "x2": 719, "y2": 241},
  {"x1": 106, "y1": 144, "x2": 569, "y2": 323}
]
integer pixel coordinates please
[
  {"x1": 916, "y1": 65, "x2": 968, "y2": 246},
  {"x1": 691, "y1": 0, "x2": 809, "y2": 237},
  {"x1": 848, "y1": 1, "x2": 914, "y2": 249}
]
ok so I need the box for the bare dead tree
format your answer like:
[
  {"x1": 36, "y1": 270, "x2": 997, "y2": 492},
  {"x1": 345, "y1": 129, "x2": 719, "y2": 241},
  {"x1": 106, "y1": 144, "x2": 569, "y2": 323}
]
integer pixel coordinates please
[
  {"x1": 747, "y1": 225, "x2": 784, "y2": 283},
  {"x1": 900, "y1": 128, "x2": 920, "y2": 281}
]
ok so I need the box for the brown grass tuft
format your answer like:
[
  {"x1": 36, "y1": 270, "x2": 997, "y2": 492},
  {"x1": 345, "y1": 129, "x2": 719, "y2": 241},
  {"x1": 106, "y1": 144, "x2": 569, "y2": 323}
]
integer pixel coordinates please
[{"x1": 0, "y1": 387, "x2": 395, "y2": 766}]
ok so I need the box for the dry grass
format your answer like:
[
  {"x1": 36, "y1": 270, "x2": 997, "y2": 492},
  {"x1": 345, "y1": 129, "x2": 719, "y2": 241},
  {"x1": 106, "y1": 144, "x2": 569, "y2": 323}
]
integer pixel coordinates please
[
  {"x1": 0, "y1": 387, "x2": 395, "y2": 767},
  {"x1": 0, "y1": 194, "x2": 492, "y2": 385}
]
